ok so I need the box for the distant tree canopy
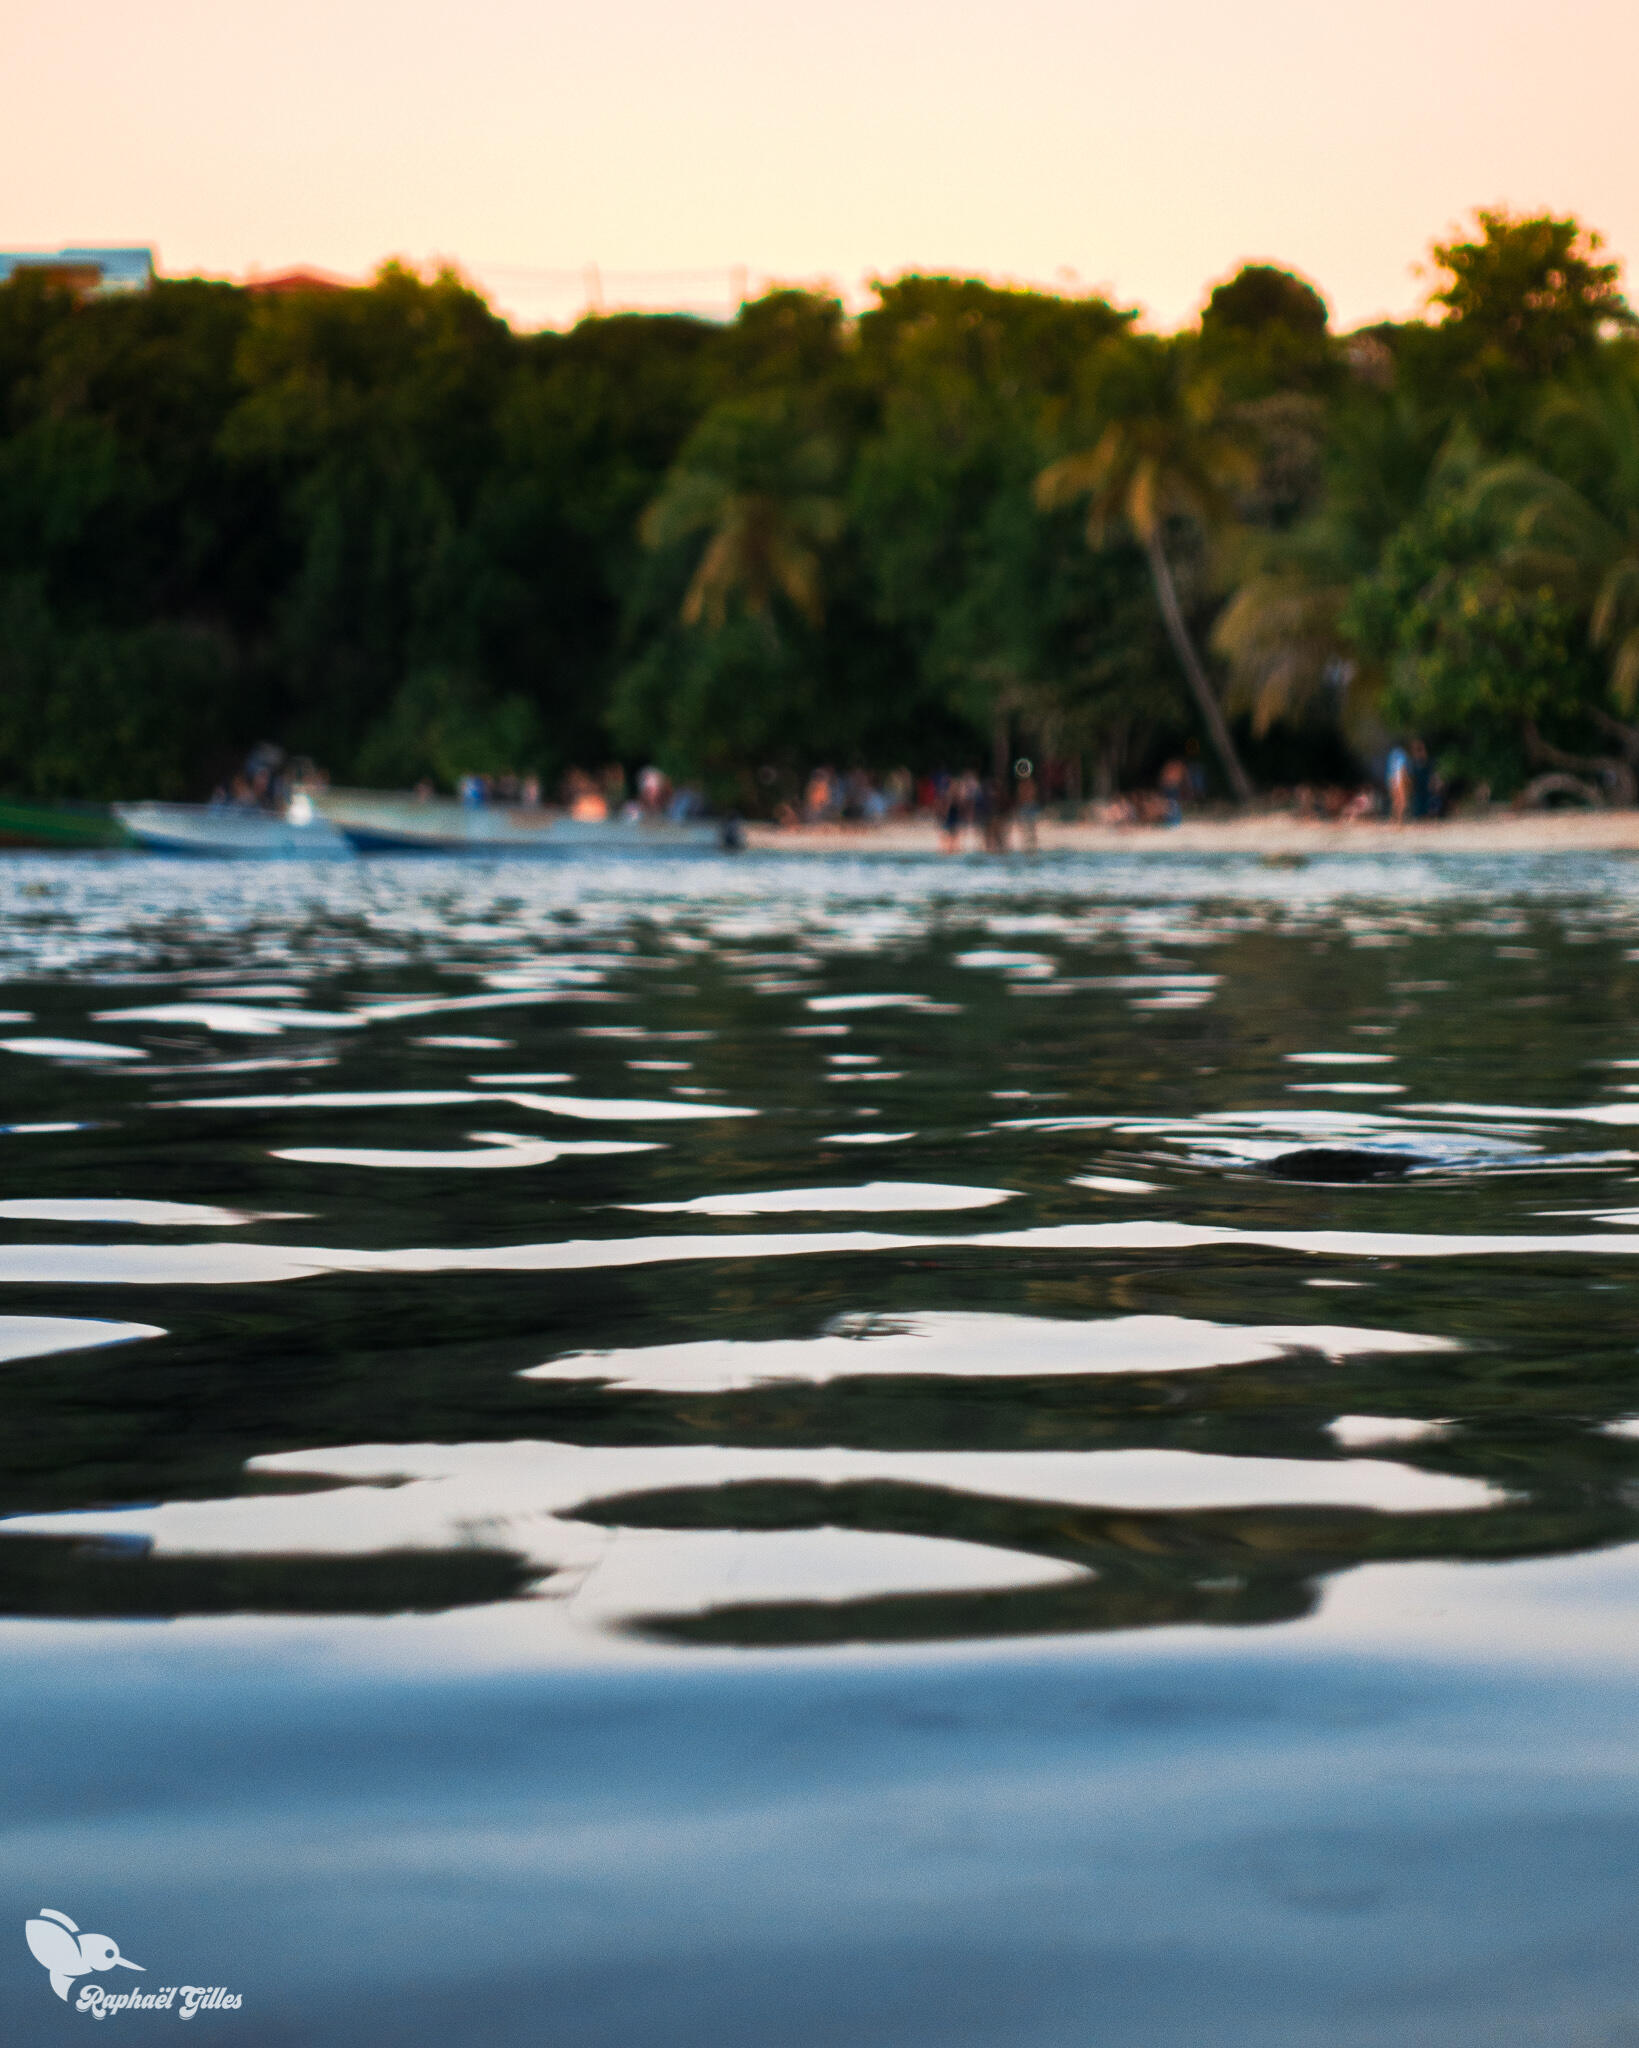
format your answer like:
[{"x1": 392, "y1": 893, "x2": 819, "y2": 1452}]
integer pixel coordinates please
[
  {"x1": 1202, "y1": 264, "x2": 1329, "y2": 340},
  {"x1": 1428, "y1": 209, "x2": 1632, "y2": 379},
  {"x1": 1, "y1": 210, "x2": 1636, "y2": 806}
]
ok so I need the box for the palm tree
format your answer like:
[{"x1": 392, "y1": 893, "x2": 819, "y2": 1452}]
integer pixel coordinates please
[
  {"x1": 1035, "y1": 339, "x2": 1255, "y2": 801},
  {"x1": 641, "y1": 397, "x2": 843, "y2": 634},
  {"x1": 1213, "y1": 394, "x2": 1453, "y2": 737},
  {"x1": 1212, "y1": 555, "x2": 1355, "y2": 736},
  {"x1": 1477, "y1": 376, "x2": 1639, "y2": 708}
]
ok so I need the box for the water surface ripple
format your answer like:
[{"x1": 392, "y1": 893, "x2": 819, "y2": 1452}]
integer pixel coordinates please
[{"x1": 7, "y1": 849, "x2": 1639, "y2": 2044}]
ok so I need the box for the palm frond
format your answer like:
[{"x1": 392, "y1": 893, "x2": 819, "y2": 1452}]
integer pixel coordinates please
[
  {"x1": 641, "y1": 470, "x2": 730, "y2": 550},
  {"x1": 1127, "y1": 455, "x2": 1161, "y2": 544},
  {"x1": 1593, "y1": 553, "x2": 1639, "y2": 646},
  {"x1": 770, "y1": 536, "x2": 824, "y2": 625},
  {"x1": 1610, "y1": 627, "x2": 1639, "y2": 712},
  {"x1": 681, "y1": 527, "x2": 743, "y2": 628},
  {"x1": 1213, "y1": 573, "x2": 1350, "y2": 734},
  {"x1": 1033, "y1": 441, "x2": 1110, "y2": 513}
]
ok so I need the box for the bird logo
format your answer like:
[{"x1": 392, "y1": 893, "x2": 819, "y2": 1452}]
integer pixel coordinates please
[{"x1": 24, "y1": 1909, "x2": 144, "y2": 2002}]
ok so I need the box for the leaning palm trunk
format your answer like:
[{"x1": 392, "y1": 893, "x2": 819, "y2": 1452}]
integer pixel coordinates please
[
  {"x1": 1143, "y1": 534, "x2": 1254, "y2": 804},
  {"x1": 1522, "y1": 721, "x2": 1638, "y2": 806}
]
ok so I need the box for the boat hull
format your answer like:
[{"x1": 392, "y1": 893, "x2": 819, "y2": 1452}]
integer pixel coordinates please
[
  {"x1": 315, "y1": 793, "x2": 725, "y2": 855},
  {"x1": 0, "y1": 799, "x2": 132, "y2": 850},
  {"x1": 113, "y1": 803, "x2": 352, "y2": 860}
]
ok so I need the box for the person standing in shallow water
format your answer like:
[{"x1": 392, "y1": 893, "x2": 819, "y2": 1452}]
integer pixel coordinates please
[
  {"x1": 941, "y1": 781, "x2": 962, "y2": 851},
  {"x1": 976, "y1": 776, "x2": 1009, "y2": 853},
  {"x1": 1386, "y1": 742, "x2": 1411, "y2": 824},
  {"x1": 1409, "y1": 739, "x2": 1433, "y2": 821},
  {"x1": 942, "y1": 774, "x2": 973, "y2": 852},
  {"x1": 1158, "y1": 758, "x2": 1190, "y2": 826},
  {"x1": 1013, "y1": 765, "x2": 1040, "y2": 852}
]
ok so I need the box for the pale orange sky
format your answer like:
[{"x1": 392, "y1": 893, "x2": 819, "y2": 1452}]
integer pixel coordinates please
[{"x1": 5, "y1": 0, "x2": 1637, "y2": 331}]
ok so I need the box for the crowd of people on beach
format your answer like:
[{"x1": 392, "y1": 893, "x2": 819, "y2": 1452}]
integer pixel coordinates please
[
  {"x1": 210, "y1": 737, "x2": 1452, "y2": 841},
  {"x1": 750, "y1": 744, "x2": 1446, "y2": 845},
  {"x1": 458, "y1": 763, "x2": 711, "y2": 824}
]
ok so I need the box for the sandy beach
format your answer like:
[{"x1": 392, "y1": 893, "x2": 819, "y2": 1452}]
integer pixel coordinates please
[{"x1": 746, "y1": 809, "x2": 1639, "y2": 856}]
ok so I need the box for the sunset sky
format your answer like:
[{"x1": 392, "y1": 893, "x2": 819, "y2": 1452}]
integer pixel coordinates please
[{"x1": 5, "y1": 0, "x2": 1637, "y2": 332}]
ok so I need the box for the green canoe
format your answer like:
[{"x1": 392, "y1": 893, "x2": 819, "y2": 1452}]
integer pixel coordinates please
[{"x1": 0, "y1": 799, "x2": 133, "y2": 850}]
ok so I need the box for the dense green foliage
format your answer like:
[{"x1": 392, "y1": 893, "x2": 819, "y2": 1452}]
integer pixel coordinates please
[{"x1": 1, "y1": 210, "x2": 1635, "y2": 804}]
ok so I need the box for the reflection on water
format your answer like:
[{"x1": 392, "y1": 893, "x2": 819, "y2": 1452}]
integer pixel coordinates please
[
  {"x1": 0, "y1": 1434, "x2": 1498, "y2": 1650},
  {"x1": 0, "y1": 1313, "x2": 164, "y2": 1362},
  {"x1": 9, "y1": 849, "x2": 1639, "y2": 2039},
  {"x1": 3, "y1": 850, "x2": 1639, "y2": 1647},
  {"x1": 527, "y1": 1308, "x2": 1457, "y2": 1390}
]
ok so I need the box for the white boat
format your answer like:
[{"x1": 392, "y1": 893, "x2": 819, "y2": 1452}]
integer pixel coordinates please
[
  {"x1": 113, "y1": 796, "x2": 352, "y2": 859},
  {"x1": 313, "y1": 790, "x2": 729, "y2": 855}
]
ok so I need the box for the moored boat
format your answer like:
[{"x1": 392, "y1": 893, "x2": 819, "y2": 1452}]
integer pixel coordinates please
[
  {"x1": 313, "y1": 789, "x2": 727, "y2": 854},
  {"x1": 0, "y1": 798, "x2": 133, "y2": 851},
  {"x1": 113, "y1": 798, "x2": 351, "y2": 859}
]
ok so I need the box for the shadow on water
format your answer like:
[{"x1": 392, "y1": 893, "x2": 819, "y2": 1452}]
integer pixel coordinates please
[{"x1": 0, "y1": 1531, "x2": 537, "y2": 1617}]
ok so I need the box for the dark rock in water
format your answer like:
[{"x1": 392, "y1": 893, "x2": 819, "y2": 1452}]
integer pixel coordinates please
[{"x1": 1264, "y1": 1148, "x2": 1417, "y2": 1184}]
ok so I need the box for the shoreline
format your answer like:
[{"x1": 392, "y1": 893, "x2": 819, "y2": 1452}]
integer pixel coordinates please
[{"x1": 744, "y1": 812, "x2": 1639, "y2": 856}]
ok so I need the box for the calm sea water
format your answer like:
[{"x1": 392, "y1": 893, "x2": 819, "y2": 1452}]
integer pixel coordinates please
[{"x1": 5, "y1": 847, "x2": 1639, "y2": 2043}]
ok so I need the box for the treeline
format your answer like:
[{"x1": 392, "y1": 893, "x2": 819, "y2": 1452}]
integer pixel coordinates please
[{"x1": 1, "y1": 208, "x2": 1635, "y2": 806}]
